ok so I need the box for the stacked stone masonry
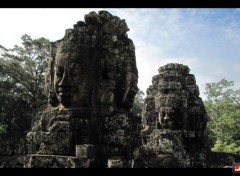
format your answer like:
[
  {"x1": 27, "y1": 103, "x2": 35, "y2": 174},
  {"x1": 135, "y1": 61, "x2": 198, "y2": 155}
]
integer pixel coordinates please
[
  {"x1": 138, "y1": 63, "x2": 240, "y2": 168},
  {"x1": 24, "y1": 10, "x2": 139, "y2": 168}
]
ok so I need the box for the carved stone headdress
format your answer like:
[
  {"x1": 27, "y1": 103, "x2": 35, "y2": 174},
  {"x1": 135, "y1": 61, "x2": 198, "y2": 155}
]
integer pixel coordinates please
[{"x1": 45, "y1": 11, "x2": 138, "y2": 108}]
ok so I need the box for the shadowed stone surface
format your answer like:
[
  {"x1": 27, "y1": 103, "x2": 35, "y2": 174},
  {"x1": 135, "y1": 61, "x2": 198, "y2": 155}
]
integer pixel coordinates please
[
  {"x1": 135, "y1": 63, "x2": 240, "y2": 168},
  {"x1": 107, "y1": 157, "x2": 132, "y2": 168},
  {"x1": 25, "y1": 10, "x2": 139, "y2": 168},
  {"x1": 24, "y1": 154, "x2": 95, "y2": 168},
  {"x1": 207, "y1": 152, "x2": 240, "y2": 168},
  {"x1": 138, "y1": 63, "x2": 209, "y2": 168}
]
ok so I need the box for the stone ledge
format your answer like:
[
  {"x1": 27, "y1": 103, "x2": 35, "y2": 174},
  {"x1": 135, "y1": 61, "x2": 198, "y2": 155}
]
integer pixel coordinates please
[{"x1": 24, "y1": 154, "x2": 95, "y2": 168}]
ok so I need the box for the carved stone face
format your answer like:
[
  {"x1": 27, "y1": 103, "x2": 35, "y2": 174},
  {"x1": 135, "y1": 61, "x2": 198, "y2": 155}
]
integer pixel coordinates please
[
  {"x1": 158, "y1": 99, "x2": 182, "y2": 130},
  {"x1": 54, "y1": 49, "x2": 92, "y2": 108}
]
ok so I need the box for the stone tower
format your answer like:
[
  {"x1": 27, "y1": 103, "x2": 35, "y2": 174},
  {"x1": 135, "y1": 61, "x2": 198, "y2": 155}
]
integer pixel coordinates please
[
  {"x1": 138, "y1": 63, "x2": 209, "y2": 168},
  {"x1": 25, "y1": 11, "x2": 139, "y2": 168}
]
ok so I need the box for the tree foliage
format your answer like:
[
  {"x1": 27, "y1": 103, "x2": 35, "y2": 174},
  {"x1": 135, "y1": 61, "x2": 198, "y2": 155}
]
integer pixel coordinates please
[
  {"x1": 204, "y1": 78, "x2": 240, "y2": 154},
  {"x1": 133, "y1": 89, "x2": 145, "y2": 116},
  {"x1": 0, "y1": 34, "x2": 50, "y2": 138}
]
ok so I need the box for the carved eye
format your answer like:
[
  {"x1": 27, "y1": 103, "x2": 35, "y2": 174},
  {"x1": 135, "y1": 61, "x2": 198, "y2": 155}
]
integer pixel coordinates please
[{"x1": 56, "y1": 66, "x2": 64, "y2": 77}]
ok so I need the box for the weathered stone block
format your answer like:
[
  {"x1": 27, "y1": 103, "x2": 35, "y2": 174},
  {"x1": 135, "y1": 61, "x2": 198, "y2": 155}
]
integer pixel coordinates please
[
  {"x1": 75, "y1": 144, "x2": 96, "y2": 159},
  {"x1": 24, "y1": 154, "x2": 94, "y2": 168},
  {"x1": 107, "y1": 157, "x2": 132, "y2": 168}
]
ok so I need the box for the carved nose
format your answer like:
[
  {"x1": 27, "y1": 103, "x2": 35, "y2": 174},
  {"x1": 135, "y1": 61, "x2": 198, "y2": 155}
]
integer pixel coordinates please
[
  {"x1": 59, "y1": 71, "x2": 70, "y2": 87},
  {"x1": 163, "y1": 113, "x2": 170, "y2": 121}
]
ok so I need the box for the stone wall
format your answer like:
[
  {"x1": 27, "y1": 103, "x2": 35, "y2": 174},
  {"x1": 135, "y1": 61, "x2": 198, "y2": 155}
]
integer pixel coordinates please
[
  {"x1": 207, "y1": 152, "x2": 240, "y2": 168},
  {"x1": 0, "y1": 138, "x2": 26, "y2": 168}
]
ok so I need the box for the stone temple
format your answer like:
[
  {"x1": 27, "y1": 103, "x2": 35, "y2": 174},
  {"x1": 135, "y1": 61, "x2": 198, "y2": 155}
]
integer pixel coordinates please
[
  {"x1": 137, "y1": 63, "x2": 209, "y2": 167},
  {"x1": 134, "y1": 63, "x2": 240, "y2": 168},
  {"x1": 25, "y1": 11, "x2": 139, "y2": 168},
  {"x1": 22, "y1": 11, "x2": 240, "y2": 168}
]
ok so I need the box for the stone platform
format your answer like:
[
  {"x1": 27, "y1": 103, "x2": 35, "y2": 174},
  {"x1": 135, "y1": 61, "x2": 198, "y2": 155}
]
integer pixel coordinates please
[{"x1": 24, "y1": 154, "x2": 95, "y2": 168}]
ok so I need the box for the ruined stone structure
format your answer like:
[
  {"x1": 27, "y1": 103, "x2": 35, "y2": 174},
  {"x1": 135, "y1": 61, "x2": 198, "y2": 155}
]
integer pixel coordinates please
[
  {"x1": 135, "y1": 63, "x2": 240, "y2": 168},
  {"x1": 19, "y1": 11, "x2": 240, "y2": 168},
  {"x1": 25, "y1": 11, "x2": 139, "y2": 168},
  {"x1": 137, "y1": 63, "x2": 209, "y2": 167}
]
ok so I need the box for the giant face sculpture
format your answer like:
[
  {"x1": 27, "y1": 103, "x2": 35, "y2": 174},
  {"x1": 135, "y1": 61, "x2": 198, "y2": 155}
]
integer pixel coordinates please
[
  {"x1": 44, "y1": 11, "x2": 138, "y2": 111},
  {"x1": 53, "y1": 46, "x2": 93, "y2": 108}
]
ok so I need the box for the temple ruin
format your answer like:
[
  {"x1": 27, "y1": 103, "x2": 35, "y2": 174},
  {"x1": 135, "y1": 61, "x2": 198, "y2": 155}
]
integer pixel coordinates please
[
  {"x1": 25, "y1": 11, "x2": 139, "y2": 168},
  {"x1": 1, "y1": 10, "x2": 238, "y2": 168},
  {"x1": 136, "y1": 63, "x2": 209, "y2": 167}
]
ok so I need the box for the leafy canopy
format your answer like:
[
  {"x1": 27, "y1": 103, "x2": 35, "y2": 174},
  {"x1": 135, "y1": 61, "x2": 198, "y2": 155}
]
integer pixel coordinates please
[
  {"x1": 0, "y1": 34, "x2": 50, "y2": 138},
  {"x1": 204, "y1": 78, "x2": 240, "y2": 154}
]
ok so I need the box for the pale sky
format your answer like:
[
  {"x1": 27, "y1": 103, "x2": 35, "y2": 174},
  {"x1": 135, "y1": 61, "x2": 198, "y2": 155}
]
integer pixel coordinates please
[{"x1": 0, "y1": 8, "x2": 240, "y2": 100}]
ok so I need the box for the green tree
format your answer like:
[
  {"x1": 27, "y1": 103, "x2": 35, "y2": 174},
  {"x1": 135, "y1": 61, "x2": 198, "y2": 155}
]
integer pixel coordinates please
[
  {"x1": 133, "y1": 89, "x2": 145, "y2": 116},
  {"x1": 0, "y1": 34, "x2": 50, "y2": 138},
  {"x1": 204, "y1": 78, "x2": 240, "y2": 154}
]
